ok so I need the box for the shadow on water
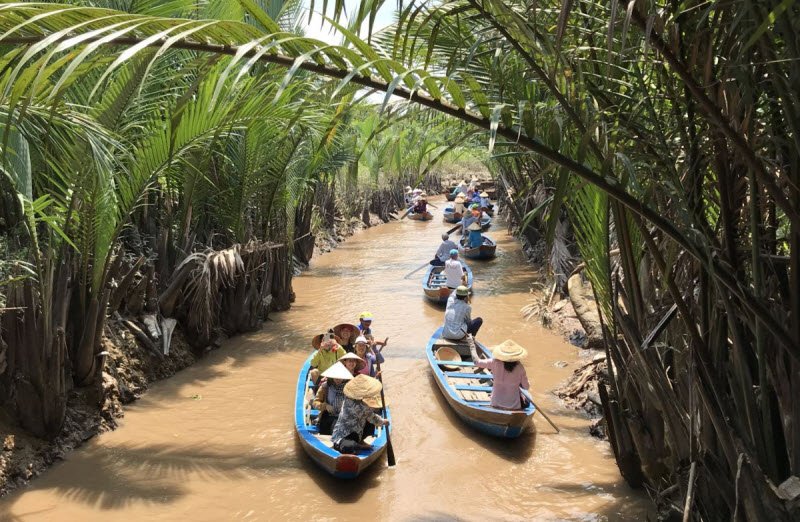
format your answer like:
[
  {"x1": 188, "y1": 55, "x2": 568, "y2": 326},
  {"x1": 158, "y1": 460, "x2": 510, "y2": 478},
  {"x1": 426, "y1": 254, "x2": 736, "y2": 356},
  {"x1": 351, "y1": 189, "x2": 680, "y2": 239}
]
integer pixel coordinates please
[
  {"x1": 427, "y1": 374, "x2": 536, "y2": 464},
  {"x1": 293, "y1": 437, "x2": 384, "y2": 504},
  {"x1": 0, "y1": 442, "x2": 303, "y2": 516}
]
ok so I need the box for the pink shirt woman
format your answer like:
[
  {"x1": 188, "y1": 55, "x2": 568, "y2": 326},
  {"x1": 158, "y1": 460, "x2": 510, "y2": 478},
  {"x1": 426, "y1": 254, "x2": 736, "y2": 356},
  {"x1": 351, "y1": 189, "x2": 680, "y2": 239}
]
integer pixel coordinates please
[{"x1": 468, "y1": 336, "x2": 530, "y2": 410}]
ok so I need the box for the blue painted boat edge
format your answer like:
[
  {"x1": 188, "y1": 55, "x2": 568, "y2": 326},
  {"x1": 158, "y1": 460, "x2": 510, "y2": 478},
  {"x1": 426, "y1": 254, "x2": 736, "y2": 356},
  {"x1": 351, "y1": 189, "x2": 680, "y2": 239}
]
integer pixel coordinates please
[
  {"x1": 294, "y1": 355, "x2": 390, "y2": 477},
  {"x1": 425, "y1": 329, "x2": 535, "y2": 437}
]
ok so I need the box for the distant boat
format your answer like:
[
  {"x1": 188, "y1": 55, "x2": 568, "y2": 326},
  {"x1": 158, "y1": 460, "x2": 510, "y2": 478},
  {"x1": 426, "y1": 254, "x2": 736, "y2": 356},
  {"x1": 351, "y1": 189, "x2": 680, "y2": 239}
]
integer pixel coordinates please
[
  {"x1": 422, "y1": 262, "x2": 473, "y2": 304},
  {"x1": 480, "y1": 215, "x2": 492, "y2": 231},
  {"x1": 426, "y1": 327, "x2": 535, "y2": 438},
  {"x1": 442, "y1": 205, "x2": 462, "y2": 223},
  {"x1": 461, "y1": 236, "x2": 497, "y2": 260},
  {"x1": 408, "y1": 211, "x2": 434, "y2": 221},
  {"x1": 294, "y1": 355, "x2": 391, "y2": 478}
]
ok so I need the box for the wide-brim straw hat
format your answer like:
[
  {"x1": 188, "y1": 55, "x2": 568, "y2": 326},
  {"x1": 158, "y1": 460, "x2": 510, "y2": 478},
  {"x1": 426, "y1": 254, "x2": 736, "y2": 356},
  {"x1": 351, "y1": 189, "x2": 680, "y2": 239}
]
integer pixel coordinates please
[
  {"x1": 456, "y1": 285, "x2": 470, "y2": 296},
  {"x1": 333, "y1": 323, "x2": 358, "y2": 343},
  {"x1": 344, "y1": 374, "x2": 383, "y2": 408},
  {"x1": 491, "y1": 340, "x2": 528, "y2": 362},
  {"x1": 321, "y1": 361, "x2": 356, "y2": 381},
  {"x1": 338, "y1": 352, "x2": 366, "y2": 372},
  {"x1": 467, "y1": 222, "x2": 482, "y2": 231},
  {"x1": 312, "y1": 332, "x2": 344, "y2": 350},
  {"x1": 435, "y1": 346, "x2": 462, "y2": 371},
  {"x1": 454, "y1": 195, "x2": 466, "y2": 203},
  {"x1": 480, "y1": 191, "x2": 489, "y2": 197}
]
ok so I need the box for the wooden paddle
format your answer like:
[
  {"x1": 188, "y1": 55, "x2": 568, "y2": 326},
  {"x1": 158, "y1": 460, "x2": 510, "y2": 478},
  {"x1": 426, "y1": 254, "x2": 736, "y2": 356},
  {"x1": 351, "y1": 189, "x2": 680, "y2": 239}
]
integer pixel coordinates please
[
  {"x1": 399, "y1": 206, "x2": 413, "y2": 220},
  {"x1": 530, "y1": 399, "x2": 560, "y2": 433},
  {"x1": 446, "y1": 223, "x2": 462, "y2": 235},
  {"x1": 374, "y1": 337, "x2": 396, "y2": 467},
  {"x1": 403, "y1": 262, "x2": 430, "y2": 279}
]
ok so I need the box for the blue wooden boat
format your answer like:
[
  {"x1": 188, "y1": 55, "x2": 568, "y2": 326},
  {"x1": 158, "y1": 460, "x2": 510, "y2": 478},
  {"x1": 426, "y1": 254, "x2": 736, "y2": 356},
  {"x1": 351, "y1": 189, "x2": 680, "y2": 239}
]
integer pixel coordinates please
[
  {"x1": 425, "y1": 327, "x2": 535, "y2": 438},
  {"x1": 442, "y1": 205, "x2": 462, "y2": 224},
  {"x1": 422, "y1": 262, "x2": 473, "y2": 304},
  {"x1": 480, "y1": 214, "x2": 492, "y2": 231},
  {"x1": 294, "y1": 355, "x2": 391, "y2": 478},
  {"x1": 461, "y1": 236, "x2": 497, "y2": 260}
]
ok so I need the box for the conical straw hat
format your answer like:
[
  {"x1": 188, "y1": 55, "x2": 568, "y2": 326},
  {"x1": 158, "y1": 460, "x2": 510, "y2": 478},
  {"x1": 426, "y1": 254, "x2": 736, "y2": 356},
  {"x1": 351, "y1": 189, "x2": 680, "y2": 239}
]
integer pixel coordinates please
[
  {"x1": 338, "y1": 352, "x2": 366, "y2": 372},
  {"x1": 467, "y1": 222, "x2": 482, "y2": 231},
  {"x1": 344, "y1": 374, "x2": 383, "y2": 408},
  {"x1": 491, "y1": 340, "x2": 528, "y2": 362},
  {"x1": 321, "y1": 362, "x2": 355, "y2": 381}
]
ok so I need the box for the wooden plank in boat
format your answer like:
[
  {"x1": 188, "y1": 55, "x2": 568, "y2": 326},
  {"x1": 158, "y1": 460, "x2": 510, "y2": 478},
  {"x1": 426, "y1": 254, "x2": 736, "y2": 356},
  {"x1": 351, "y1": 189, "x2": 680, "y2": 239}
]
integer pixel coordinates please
[
  {"x1": 445, "y1": 372, "x2": 494, "y2": 379},
  {"x1": 455, "y1": 385, "x2": 494, "y2": 392}
]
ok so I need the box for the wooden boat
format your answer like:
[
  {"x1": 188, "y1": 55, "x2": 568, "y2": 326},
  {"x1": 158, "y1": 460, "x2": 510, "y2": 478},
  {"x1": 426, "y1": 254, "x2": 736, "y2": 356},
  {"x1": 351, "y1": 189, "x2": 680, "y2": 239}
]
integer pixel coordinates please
[
  {"x1": 408, "y1": 211, "x2": 434, "y2": 221},
  {"x1": 442, "y1": 205, "x2": 463, "y2": 224},
  {"x1": 446, "y1": 192, "x2": 457, "y2": 201},
  {"x1": 422, "y1": 262, "x2": 473, "y2": 304},
  {"x1": 426, "y1": 327, "x2": 535, "y2": 438},
  {"x1": 294, "y1": 354, "x2": 391, "y2": 478},
  {"x1": 461, "y1": 236, "x2": 497, "y2": 260},
  {"x1": 480, "y1": 215, "x2": 492, "y2": 231},
  {"x1": 481, "y1": 205, "x2": 494, "y2": 217}
]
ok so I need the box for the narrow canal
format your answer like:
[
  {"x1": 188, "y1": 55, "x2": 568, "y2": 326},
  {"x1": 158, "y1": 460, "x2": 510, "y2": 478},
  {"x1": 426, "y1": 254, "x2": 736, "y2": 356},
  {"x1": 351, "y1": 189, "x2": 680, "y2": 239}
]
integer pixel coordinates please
[{"x1": 1, "y1": 198, "x2": 649, "y2": 521}]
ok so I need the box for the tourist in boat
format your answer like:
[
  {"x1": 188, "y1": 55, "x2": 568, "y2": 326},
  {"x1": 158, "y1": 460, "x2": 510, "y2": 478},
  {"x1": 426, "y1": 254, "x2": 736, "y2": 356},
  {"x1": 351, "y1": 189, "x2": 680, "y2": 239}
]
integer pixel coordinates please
[
  {"x1": 466, "y1": 221, "x2": 483, "y2": 249},
  {"x1": 313, "y1": 361, "x2": 354, "y2": 435},
  {"x1": 479, "y1": 191, "x2": 492, "y2": 210},
  {"x1": 467, "y1": 335, "x2": 530, "y2": 410},
  {"x1": 357, "y1": 311, "x2": 374, "y2": 337},
  {"x1": 353, "y1": 336, "x2": 384, "y2": 377},
  {"x1": 309, "y1": 330, "x2": 346, "y2": 384},
  {"x1": 338, "y1": 352, "x2": 367, "y2": 376},
  {"x1": 470, "y1": 191, "x2": 482, "y2": 206},
  {"x1": 403, "y1": 186, "x2": 414, "y2": 207},
  {"x1": 451, "y1": 180, "x2": 467, "y2": 197},
  {"x1": 452, "y1": 194, "x2": 466, "y2": 216},
  {"x1": 444, "y1": 249, "x2": 467, "y2": 289},
  {"x1": 442, "y1": 285, "x2": 483, "y2": 339},
  {"x1": 331, "y1": 375, "x2": 390, "y2": 454},
  {"x1": 460, "y1": 207, "x2": 480, "y2": 238},
  {"x1": 412, "y1": 194, "x2": 428, "y2": 214},
  {"x1": 431, "y1": 233, "x2": 459, "y2": 266}
]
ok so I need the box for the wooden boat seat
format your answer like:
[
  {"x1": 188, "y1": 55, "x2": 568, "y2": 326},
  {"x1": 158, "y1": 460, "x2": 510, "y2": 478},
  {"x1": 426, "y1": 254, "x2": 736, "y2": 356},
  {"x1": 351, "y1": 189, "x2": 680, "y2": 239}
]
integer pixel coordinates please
[
  {"x1": 445, "y1": 372, "x2": 493, "y2": 379},
  {"x1": 434, "y1": 360, "x2": 476, "y2": 367},
  {"x1": 433, "y1": 337, "x2": 472, "y2": 356},
  {"x1": 455, "y1": 384, "x2": 494, "y2": 392}
]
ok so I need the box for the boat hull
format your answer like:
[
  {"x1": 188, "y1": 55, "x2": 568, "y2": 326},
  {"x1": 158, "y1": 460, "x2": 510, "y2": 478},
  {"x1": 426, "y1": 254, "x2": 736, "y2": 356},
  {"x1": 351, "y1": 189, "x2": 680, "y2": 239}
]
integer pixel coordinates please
[
  {"x1": 442, "y1": 206, "x2": 463, "y2": 223},
  {"x1": 294, "y1": 355, "x2": 390, "y2": 478},
  {"x1": 408, "y1": 211, "x2": 434, "y2": 221},
  {"x1": 422, "y1": 263, "x2": 473, "y2": 304},
  {"x1": 462, "y1": 237, "x2": 497, "y2": 260},
  {"x1": 425, "y1": 327, "x2": 535, "y2": 438}
]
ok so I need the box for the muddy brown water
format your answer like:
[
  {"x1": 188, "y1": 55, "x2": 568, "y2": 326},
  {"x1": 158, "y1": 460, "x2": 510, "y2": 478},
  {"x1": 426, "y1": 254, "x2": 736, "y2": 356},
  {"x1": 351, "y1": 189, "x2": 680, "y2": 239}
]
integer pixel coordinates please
[{"x1": 1, "y1": 199, "x2": 650, "y2": 521}]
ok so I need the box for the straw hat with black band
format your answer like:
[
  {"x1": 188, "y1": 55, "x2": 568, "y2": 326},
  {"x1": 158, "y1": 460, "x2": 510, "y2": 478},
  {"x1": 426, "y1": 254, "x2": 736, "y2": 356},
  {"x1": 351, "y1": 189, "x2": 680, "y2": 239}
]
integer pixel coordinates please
[
  {"x1": 490, "y1": 340, "x2": 528, "y2": 362},
  {"x1": 344, "y1": 374, "x2": 383, "y2": 408}
]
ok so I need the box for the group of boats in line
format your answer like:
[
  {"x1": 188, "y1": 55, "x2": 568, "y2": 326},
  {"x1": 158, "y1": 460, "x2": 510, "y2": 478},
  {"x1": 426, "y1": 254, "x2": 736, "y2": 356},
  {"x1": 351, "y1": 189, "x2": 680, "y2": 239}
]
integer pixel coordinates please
[{"x1": 294, "y1": 185, "x2": 536, "y2": 478}]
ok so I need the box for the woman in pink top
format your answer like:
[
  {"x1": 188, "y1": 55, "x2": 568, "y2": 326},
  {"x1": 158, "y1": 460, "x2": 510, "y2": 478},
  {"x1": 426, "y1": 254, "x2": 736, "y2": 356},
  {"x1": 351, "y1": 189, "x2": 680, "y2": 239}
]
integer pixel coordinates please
[{"x1": 467, "y1": 335, "x2": 530, "y2": 410}]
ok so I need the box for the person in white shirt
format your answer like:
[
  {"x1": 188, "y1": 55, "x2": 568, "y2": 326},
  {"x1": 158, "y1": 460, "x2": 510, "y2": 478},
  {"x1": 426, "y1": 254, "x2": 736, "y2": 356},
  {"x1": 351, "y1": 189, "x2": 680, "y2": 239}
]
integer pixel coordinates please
[
  {"x1": 443, "y1": 250, "x2": 467, "y2": 289},
  {"x1": 431, "y1": 233, "x2": 458, "y2": 267},
  {"x1": 442, "y1": 285, "x2": 483, "y2": 339}
]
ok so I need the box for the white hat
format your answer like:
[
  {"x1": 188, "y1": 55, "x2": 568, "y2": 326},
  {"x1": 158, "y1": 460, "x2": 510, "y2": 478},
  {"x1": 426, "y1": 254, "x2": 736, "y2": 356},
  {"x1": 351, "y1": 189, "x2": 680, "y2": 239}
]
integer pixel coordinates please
[
  {"x1": 354, "y1": 335, "x2": 368, "y2": 344},
  {"x1": 491, "y1": 340, "x2": 528, "y2": 362},
  {"x1": 321, "y1": 361, "x2": 355, "y2": 381}
]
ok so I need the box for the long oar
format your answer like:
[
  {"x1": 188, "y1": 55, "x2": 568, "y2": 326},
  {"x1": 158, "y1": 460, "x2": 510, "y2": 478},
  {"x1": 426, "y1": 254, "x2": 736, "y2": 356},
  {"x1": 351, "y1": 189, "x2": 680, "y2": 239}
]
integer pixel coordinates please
[
  {"x1": 399, "y1": 206, "x2": 413, "y2": 220},
  {"x1": 374, "y1": 337, "x2": 396, "y2": 466},
  {"x1": 403, "y1": 262, "x2": 430, "y2": 279},
  {"x1": 530, "y1": 399, "x2": 560, "y2": 433},
  {"x1": 446, "y1": 223, "x2": 462, "y2": 235},
  {"x1": 427, "y1": 202, "x2": 439, "y2": 209}
]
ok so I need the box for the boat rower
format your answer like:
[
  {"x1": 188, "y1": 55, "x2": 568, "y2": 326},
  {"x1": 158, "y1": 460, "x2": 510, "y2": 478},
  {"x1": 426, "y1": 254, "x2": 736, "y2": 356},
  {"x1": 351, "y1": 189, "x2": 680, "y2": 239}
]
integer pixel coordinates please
[{"x1": 432, "y1": 233, "x2": 458, "y2": 266}]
